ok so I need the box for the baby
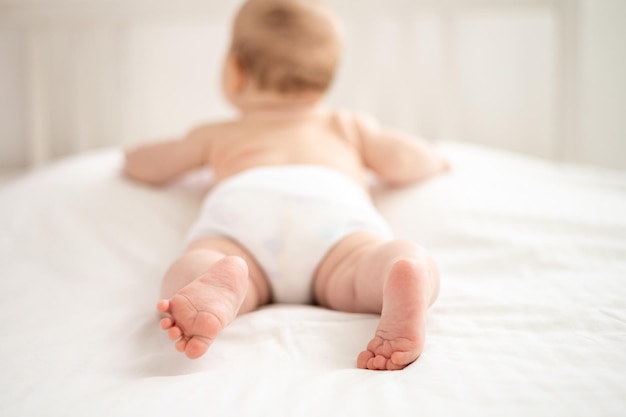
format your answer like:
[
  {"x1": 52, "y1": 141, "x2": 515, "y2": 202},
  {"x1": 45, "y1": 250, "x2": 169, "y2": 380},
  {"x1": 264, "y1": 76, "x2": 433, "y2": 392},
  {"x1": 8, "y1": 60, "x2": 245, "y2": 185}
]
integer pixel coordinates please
[{"x1": 124, "y1": 0, "x2": 449, "y2": 371}]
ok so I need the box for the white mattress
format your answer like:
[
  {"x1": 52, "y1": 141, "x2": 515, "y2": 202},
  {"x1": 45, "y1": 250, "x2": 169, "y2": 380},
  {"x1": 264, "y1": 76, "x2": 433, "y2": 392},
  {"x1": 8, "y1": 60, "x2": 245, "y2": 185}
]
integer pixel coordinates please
[{"x1": 1, "y1": 142, "x2": 625, "y2": 417}]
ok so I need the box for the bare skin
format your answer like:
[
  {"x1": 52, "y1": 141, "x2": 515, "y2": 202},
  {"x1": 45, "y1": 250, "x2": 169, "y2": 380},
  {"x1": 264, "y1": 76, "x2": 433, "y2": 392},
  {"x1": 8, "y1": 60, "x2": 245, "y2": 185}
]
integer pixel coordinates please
[
  {"x1": 314, "y1": 232, "x2": 440, "y2": 369},
  {"x1": 129, "y1": 98, "x2": 446, "y2": 370},
  {"x1": 356, "y1": 259, "x2": 431, "y2": 370},
  {"x1": 156, "y1": 257, "x2": 249, "y2": 359},
  {"x1": 126, "y1": 1, "x2": 447, "y2": 369},
  {"x1": 156, "y1": 232, "x2": 440, "y2": 368},
  {"x1": 156, "y1": 237, "x2": 271, "y2": 359}
]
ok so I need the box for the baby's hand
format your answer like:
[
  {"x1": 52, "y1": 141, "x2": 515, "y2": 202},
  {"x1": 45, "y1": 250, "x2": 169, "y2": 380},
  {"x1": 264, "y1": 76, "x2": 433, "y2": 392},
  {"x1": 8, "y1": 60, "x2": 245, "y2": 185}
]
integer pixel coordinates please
[{"x1": 440, "y1": 156, "x2": 452, "y2": 173}]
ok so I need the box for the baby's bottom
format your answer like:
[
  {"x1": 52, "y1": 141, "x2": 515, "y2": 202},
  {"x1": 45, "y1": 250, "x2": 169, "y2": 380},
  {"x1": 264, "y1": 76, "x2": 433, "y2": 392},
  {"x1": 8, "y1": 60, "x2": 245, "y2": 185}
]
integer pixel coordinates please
[{"x1": 157, "y1": 232, "x2": 440, "y2": 369}]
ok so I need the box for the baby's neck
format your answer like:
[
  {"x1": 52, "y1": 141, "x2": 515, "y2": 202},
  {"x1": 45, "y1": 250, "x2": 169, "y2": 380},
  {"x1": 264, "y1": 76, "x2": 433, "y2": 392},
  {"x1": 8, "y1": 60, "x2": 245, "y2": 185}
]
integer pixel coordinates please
[
  {"x1": 234, "y1": 89, "x2": 324, "y2": 119},
  {"x1": 242, "y1": 102, "x2": 323, "y2": 120}
]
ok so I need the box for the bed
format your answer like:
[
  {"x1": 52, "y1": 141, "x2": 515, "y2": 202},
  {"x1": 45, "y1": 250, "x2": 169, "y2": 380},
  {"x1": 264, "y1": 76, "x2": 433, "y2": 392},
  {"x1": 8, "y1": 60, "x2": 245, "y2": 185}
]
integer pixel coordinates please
[{"x1": 1, "y1": 141, "x2": 625, "y2": 416}]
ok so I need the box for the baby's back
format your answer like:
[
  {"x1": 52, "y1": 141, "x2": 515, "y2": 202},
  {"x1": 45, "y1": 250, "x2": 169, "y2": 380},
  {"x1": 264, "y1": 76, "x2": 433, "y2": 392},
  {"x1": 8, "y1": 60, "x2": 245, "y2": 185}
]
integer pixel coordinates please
[{"x1": 205, "y1": 108, "x2": 367, "y2": 186}]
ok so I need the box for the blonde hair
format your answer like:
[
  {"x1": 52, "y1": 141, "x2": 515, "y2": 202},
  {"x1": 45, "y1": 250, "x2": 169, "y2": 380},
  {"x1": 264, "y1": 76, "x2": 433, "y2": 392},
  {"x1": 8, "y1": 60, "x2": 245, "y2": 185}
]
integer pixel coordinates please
[{"x1": 230, "y1": 0, "x2": 342, "y2": 94}]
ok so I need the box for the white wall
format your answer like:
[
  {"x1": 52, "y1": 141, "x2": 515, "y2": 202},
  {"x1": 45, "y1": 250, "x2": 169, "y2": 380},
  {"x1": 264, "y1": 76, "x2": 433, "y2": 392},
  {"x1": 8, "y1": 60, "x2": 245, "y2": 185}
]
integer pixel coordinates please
[
  {"x1": 0, "y1": 0, "x2": 624, "y2": 170},
  {"x1": 578, "y1": 0, "x2": 626, "y2": 170},
  {"x1": 0, "y1": 26, "x2": 28, "y2": 168}
]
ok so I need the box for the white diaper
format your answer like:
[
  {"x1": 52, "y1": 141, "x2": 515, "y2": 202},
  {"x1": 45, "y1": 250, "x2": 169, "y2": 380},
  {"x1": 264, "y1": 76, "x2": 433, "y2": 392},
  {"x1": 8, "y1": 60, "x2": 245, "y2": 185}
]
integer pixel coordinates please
[{"x1": 186, "y1": 165, "x2": 392, "y2": 304}]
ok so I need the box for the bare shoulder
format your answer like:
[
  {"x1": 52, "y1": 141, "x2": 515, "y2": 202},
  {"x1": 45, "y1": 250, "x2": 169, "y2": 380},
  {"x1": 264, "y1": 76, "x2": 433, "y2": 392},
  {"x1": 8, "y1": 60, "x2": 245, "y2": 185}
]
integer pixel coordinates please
[
  {"x1": 331, "y1": 109, "x2": 382, "y2": 137},
  {"x1": 327, "y1": 109, "x2": 378, "y2": 147},
  {"x1": 322, "y1": 109, "x2": 449, "y2": 186},
  {"x1": 186, "y1": 119, "x2": 236, "y2": 141},
  {"x1": 184, "y1": 119, "x2": 240, "y2": 161}
]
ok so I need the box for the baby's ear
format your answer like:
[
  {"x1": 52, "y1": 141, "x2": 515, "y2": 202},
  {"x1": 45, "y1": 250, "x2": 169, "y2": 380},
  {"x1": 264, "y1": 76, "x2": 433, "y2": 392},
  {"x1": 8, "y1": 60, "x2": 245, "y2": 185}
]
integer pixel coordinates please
[{"x1": 224, "y1": 54, "x2": 248, "y2": 94}]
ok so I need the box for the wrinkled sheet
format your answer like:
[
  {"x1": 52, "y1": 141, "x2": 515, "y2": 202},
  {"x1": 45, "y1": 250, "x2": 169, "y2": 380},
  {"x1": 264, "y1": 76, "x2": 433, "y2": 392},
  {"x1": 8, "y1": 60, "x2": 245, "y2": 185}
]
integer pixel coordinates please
[{"x1": 1, "y1": 142, "x2": 625, "y2": 417}]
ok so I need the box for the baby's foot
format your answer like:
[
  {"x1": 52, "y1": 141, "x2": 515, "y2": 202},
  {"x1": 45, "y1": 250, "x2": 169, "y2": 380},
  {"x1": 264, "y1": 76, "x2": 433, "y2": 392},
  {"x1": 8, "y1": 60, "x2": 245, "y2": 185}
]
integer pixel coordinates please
[
  {"x1": 156, "y1": 256, "x2": 248, "y2": 359},
  {"x1": 357, "y1": 259, "x2": 430, "y2": 370}
]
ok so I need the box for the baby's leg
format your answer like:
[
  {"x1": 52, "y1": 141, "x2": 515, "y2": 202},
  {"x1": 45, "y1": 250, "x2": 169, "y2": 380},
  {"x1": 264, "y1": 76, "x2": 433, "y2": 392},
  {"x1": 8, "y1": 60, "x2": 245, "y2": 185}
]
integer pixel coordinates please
[
  {"x1": 314, "y1": 232, "x2": 440, "y2": 370},
  {"x1": 157, "y1": 237, "x2": 271, "y2": 359}
]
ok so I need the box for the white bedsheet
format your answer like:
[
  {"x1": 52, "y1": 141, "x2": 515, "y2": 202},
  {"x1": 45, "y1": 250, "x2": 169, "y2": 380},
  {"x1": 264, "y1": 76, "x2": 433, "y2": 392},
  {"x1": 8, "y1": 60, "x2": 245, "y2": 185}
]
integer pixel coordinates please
[{"x1": 1, "y1": 142, "x2": 625, "y2": 417}]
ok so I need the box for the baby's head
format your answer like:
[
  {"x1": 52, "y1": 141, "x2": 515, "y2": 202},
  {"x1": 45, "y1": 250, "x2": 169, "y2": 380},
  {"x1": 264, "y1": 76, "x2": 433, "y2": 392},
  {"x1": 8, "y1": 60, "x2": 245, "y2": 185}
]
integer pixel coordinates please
[{"x1": 225, "y1": 0, "x2": 342, "y2": 101}]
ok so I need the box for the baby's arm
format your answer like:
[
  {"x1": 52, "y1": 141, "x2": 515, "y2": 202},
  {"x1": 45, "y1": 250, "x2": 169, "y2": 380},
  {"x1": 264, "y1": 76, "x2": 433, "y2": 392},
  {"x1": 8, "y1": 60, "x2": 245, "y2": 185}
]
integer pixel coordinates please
[
  {"x1": 355, "y1": 115, "x2": 450, "y2": 187},
  {"x1": 124, "y1": 125, "x2": 213, "y2": 186}
]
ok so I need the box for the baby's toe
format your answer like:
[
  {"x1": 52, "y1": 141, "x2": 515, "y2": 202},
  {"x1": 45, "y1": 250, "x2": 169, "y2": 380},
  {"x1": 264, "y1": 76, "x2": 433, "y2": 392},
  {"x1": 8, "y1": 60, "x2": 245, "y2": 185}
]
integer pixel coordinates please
[
  {"x1": 372, "y1": 355, "x2": 388, "y2": 370},
  {"x1": 357, "y1": 350, "x2": 374, "y2": 369},
  {"x1": 175, "y1": 337, "x2": 188, "y2": 352},
  {"x1": 168, "y1": 326, "x2": 182, "y2": 340},
  {"x1": 185, "y1": 337, "x2": 211, "y2": 359},
  {"x1": 391, "y1": 351, "x2": 418, "y2": 367},
  {"x1": 156, "y1": 299, "x2": 171, "y2": 313},
  {"x1": 386, "y1": 360, "x2": 405, "y2": 371},
  {"x1": 160, "y1": 317, "x2": 174, "y2": 329}
]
